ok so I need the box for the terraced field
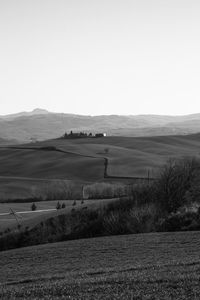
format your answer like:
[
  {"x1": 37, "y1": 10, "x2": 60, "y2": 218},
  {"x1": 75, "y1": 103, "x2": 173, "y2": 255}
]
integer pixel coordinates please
[{"x1": 1, "y1": 231, "x2": 200, "y2": 299}]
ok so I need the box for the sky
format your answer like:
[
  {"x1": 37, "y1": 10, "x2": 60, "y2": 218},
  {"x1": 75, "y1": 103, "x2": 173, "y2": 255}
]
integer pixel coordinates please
[{"x1": 0, "y1": 0, "x2": 200, "y2": 116}]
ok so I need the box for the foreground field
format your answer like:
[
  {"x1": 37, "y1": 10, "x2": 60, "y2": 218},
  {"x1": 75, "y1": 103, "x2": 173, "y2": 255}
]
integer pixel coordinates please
[{"x1": 1, "y1": 231, "x2": 200, "y2": 299}]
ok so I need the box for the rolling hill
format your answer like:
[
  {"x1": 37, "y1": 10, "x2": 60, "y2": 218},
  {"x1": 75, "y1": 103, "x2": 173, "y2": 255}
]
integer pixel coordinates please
[
  {"x1": 0, "y1": 133, "x2": 200, "y2": 200},
  {"x1": 1, "y1": 109, "x2": 200, "y2": 142},
  {"x1": 0, "y1": 147, "x2": 104, "y2": 181},
  {"x1": 0, "y1": 137, "x2": 19, "y2": 145},
  {"x1": 22, "y1": 133, "x2": 200, "y2": 177},
  {"x1": 2, "y1": 133, "x2": 200, "y2": 180}
]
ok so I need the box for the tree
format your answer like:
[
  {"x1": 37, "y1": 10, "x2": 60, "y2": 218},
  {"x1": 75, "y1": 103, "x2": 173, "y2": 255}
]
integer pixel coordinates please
[
  {"x1": 31, "y1": 203, "x2": 37, "y2": 211},
  {"x1": 155, "y1": 157, "x2": 200, "y2": 212},
  {"x1": 104, "y1": 148, "x2": 109, "y2": 154},
  {"x1": 56, "y1": 201, "x2": 61, "y2": 210}
]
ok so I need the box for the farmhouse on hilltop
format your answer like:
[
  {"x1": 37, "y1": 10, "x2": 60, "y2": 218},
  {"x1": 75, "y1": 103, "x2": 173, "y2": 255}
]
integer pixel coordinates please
[
  {"x1": 62, "y1": 131, "x2": 107, "y2": 139},
  {"x1": 95, "y1": 133, "x2": 107, "y2": 137}
]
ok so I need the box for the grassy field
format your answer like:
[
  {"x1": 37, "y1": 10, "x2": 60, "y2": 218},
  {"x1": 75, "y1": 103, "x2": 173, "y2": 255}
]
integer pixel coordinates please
[
  {"x1": 1, "y1": 133, "x2": 200, "y2": 201},
  {"x1": 0, "y1": 148, "x2": 104, "y2": 181},
  {"x1": 0, "y1": 176, "x2": 85, "y2": 201},
  {"x1": 1, "y1": 231, "x2": 200, "y2": 299},
  {"x1": 22, "y1": 133, "x2": 200, "y2": 177},
  {"x1": 0, "y1": 199, "x2": 81, "y2": 213}
]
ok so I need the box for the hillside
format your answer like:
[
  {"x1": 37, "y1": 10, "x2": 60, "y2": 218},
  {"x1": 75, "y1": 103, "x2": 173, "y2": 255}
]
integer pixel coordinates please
[
  {"x1": 24, "y1": 133, "x2": 200, "y2": 177},
  {"x1": 0, "y1": 133, "x2": 200, "y2": 200},
  {"x1": 1, "y1": 231, "x2": 200, "y2": 299},
  {"x1": 1, "y1": 109, "x2": 200, "y2": 142},
  {"x1": 0, "y1": 147, "x2": 104, "y2": 181},
  {"x1": 1, "y1": 132, "x2": 200, "y2": 181},
  {"x1": 0, "y1": 137, "x2": 19, "y2": 145}
]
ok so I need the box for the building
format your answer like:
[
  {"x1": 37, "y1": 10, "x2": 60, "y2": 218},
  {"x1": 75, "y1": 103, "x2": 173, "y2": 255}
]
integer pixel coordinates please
[{"x1": 95, "y1": 133, "x2": 107, "y2": 138}]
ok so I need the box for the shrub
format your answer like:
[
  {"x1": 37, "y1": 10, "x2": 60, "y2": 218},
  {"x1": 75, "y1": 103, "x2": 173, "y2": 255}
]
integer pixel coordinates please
[
  {"x1": 4, "y1": 228, "x2": 11, "y2": 234},
  {"x1": 154, "y1": 157, "x2": 200, "y2": 212},
  {"x1": 127, "y1": 183, "x2": 155, "y2": 206},
  {"x1": 103, "y1": 203, "x2": 159, "y2": 235},
  {"x1": 103, "y1": 210, "x2": 128, "y2": 235},
  {"x1": 31, "y1": 202, "x2": 37, "y2": 211},
  {"x1": 61, "y1": 203, "x2": 66, "y2": 209},
  {"x1": 106, "y1": 197, "x2": 134, "y2": 213},
  {"x1": 56, "y1": 201, "x2": 61, "y2": 210},
  {"x1": 84, "y1": 182, "x2": 127, "y2": 199},
  {"x1": 185, "y1": 175, "x2": 200, "y2": 204},
  {"x1": 126, "y1": 203, "x2": 159, "y2": 233},
  {"x1": 31, "y1": 181, "x2": 82, "y2": 201},
  {"x1": 104, "y1": 148, "x2": 109, "y2": 154},
  {"x1": 157, "y1": 211, "x2": 200, "y2": 232},
  {"x1": 69, "y1": 209, "x2": 104, "y2": 238}
]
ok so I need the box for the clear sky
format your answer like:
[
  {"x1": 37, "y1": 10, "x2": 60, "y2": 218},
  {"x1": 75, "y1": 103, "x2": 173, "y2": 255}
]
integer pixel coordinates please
[{"x1": 0, "y1": 0, "x2": 200, "y2": 116}]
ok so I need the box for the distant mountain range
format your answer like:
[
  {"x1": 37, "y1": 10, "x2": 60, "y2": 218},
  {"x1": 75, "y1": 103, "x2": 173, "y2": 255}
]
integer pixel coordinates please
[{"x1": 0, "y1": 108, "x2": 200, "y2": 143}]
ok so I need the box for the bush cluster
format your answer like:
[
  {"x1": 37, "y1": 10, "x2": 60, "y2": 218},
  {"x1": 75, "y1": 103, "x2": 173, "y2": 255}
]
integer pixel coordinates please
[
  {"x1": 154, "y1": 157, "x2": 200, "y2": 212},
  {"x1": 84, "y1": 182, "x2": 127, "y2": 199},
  {"x1": 31, "y1": 181, "x2": 82, "y2": 201}
]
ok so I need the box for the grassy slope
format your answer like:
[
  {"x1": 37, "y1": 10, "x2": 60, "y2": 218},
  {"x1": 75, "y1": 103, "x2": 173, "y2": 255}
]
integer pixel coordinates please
[
  {"x1": 28, "y1": 133, "x2": 200, "y2": 177},
  {"x1": 1, "y1": 133, "x2": 200, "y2": 201},
  {"x1": 0, "y1": 148, "x2": 104, "y2": 181},
  {"x1": 0, "y1": 146, "x2": 104, "y2": 201},
  {"x1": 1, "y1": 231, "x2": 200, "y2": 299},
  {"x1": 0, "y1": 176, "x2": 84, "y2": 201}
]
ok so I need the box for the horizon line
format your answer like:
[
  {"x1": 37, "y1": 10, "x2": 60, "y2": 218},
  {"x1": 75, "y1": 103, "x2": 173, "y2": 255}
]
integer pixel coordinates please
[{"x1": 1, "y1": 108, "x2": 200, "y2": 118}]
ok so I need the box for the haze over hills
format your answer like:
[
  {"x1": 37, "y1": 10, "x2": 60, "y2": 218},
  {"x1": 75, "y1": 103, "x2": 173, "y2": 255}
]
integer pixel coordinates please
[
  {"x1": 0, "y1": 137, "x2": 19, "y2": 145},
  {"x1": 0, "y1": 108, "x2": 50, "y2": 120},
  {"x1": 1, "y1": 109, "x2": 200, "y2": 143}
]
